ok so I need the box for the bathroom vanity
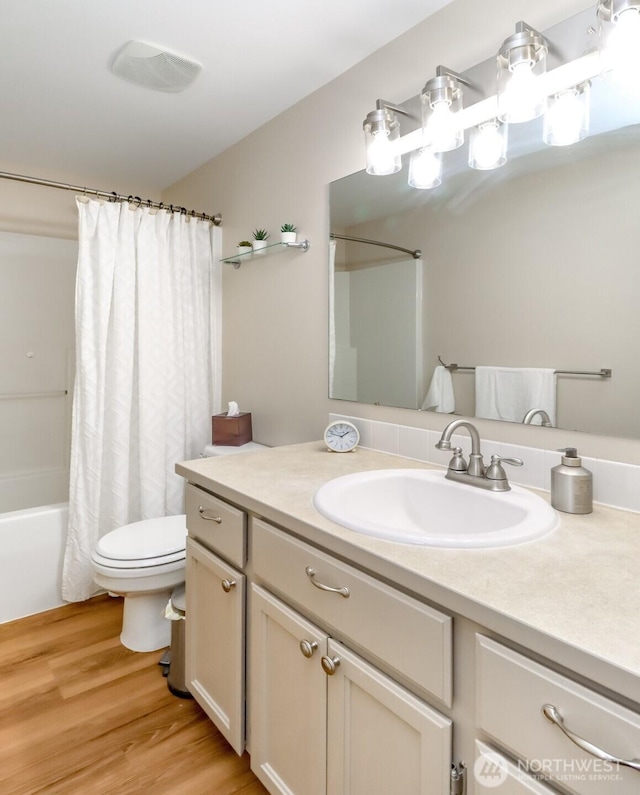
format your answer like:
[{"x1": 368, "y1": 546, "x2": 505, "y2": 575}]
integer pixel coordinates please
[{"x1": 177, "y1": 443, "x2": 640, "y2": 795}]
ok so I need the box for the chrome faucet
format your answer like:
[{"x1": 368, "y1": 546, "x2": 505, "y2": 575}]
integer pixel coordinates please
[
  {"x1": 522, "y1": 408, "x2": 553, "y2": 427},
  {"x1": 435, "y1": 419, "x2": 523, "y2": 492}
]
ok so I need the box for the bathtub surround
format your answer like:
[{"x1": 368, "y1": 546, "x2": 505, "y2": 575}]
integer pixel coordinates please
[
  {"x1": 63, "y1": 200, "x2": 222, "y2": 602},
  {"x1": 0, "y1": 230, "x2": 77, "y2": 514}
]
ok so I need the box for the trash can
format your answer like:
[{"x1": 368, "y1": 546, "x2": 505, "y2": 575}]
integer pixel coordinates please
[{"x1": 166, "y1": 585, "x2": 192, "y2": 698}]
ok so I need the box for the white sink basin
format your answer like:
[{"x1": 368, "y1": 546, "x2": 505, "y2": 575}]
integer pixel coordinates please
[{"x1": 313, "y1": 469, "x2": 558, "y2": 548}]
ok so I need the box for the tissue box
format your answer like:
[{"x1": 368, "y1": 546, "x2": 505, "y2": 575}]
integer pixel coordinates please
[{"x1": 212, "y1": 412, "x2": 252, "y2": 446}]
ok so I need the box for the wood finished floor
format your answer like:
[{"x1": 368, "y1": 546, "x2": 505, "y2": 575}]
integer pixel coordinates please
[{"x1": 0, "y1": 595, "x2": 268, "y2": 795}]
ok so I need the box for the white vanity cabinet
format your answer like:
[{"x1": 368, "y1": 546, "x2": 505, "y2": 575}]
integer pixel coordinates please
[
  {"x1": 184, "y1": 484, "x2": 247, "y2": 755},
  {"x1": 249, "y1": 518, "x2": 453, "y2": 795},
  {"x1": 179, "y1": 447, "x2": 640, "y2": 795}
]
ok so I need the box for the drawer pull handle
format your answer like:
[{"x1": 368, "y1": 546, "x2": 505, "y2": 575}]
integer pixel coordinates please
[
  {"x1": 305, "y1": 567, "x2": 350, "y2": 598},
  {"x1": 198, "y1": 507, "x2": 222, "y2": 524},
  {"x1": 221, "y1": 578, "x2": 236, "y2": 593},
  {"x1": 321, "y1": 655, "x2": 340, "y2": 676},
  {"x1": 299, "y1": 640, "x2": 318, "y2": 659},
  {"x1": 542, "y1": 704, "x2": 640, "y2": 772}
]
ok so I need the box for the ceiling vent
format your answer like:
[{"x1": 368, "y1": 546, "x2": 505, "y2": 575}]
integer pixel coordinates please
[{"x1": 110, "y1": 40, "x2": 201, "y2": 93}]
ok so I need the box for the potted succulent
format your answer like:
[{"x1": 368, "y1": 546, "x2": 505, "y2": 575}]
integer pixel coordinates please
[
  {"x1": 280, "y1": 223, "x2": 298, "y2": 244},
  {"x1": 252, "y1": 228, "x2": 270, "y2": 253},
  {"x1": 237, "y1": 240, "x2": 252, "y2": 256}
]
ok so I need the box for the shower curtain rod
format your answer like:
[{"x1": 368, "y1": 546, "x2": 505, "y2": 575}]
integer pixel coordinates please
[
  {"x1": 330, "y1": 232, "x2": 421, "y2": 260},
  {"x1": 0, "y1": 170, "x2": 222, "y2": 225}
]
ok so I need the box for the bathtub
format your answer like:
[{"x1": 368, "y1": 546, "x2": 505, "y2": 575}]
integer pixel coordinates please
[{"x1": 0, "y1": 502, "x2": 67, "y2": 623}]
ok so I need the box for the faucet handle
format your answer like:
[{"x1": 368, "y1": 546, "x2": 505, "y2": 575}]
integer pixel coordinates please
[
  {"x1": 485, "y1": 454, "x2": 524, "y2": 482},
  {"x1": 493, "y1": 455, "x2": 523, "y2": 467}
]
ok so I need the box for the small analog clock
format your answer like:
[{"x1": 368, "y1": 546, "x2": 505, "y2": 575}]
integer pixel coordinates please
[{"x1": 324, "y1": 420, "x2": 360, "y2": 453}]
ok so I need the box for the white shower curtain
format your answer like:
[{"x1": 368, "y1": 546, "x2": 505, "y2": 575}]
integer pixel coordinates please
[{"x1": 62, "y1": 198, "x2": 221, "y2": 602}]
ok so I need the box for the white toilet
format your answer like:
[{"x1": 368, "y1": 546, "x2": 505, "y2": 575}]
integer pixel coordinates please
[
  {"x1": 90, "y1": 514, "x2": 187, "y2": 652},
  {"x1": 91, "y1": 441, "x2": 268, "y2": 653}
]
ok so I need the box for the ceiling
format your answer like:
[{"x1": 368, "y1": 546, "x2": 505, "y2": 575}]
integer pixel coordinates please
[{"x1": 1, "y1": 0, "x2": 452, "y2": 195}]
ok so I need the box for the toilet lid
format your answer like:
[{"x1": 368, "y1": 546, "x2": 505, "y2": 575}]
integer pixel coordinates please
[{"x1": 96, "y1": 514, "x2": 187, "y2": 561}]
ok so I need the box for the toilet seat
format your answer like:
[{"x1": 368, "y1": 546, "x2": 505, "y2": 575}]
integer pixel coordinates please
[
  {"x1": 91, "y1": 549, "x2": 185, "y2": 570},
  {"x1": 93, "y1": 514, "x2": 186, "y2": 569}
]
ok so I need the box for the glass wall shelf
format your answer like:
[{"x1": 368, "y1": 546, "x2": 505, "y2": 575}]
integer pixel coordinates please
[{"x1": 221, "y1": 240, "x2": 310, "y2": 268}]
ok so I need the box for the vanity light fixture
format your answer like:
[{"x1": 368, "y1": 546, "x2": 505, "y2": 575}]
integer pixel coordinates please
[
  {"x1": 597, "y1": 0, "x2": 640, "y2": 81},
  {"x1": 363, "y1": 99, "x2": 411, "y2": 175},
  {"x1": 497, "y1": 21, "x2": 549, "y2": 123},
  {"x1": 363, "y1": 7, "x2": 618, "y2": 190},
  {"x1": 421, "y1": 66, "x2": 471, "y2": 152},
  {"x1": 408, "y1": 146, "x2": 442, "y2": 189},
  {"x1": 468, "y1": 120, "x2": 508, "y2": 169},
  {"x1": 543, "y1": 81, "x2": 591, "y2": 146}
]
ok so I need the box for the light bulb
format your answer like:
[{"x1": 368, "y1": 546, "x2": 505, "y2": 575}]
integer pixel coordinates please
[
  {"x1": 543, "y1": 85, "x2": 590, "y2": 146},
  {"x1": 366, "y1": 131, "x2": 397, "y2": 176},
  {"x1": 425, "y1": 101, "x2": 461, "y2": 152},
  {"x1": 603, "y1": 7, "x2": 640, "y2": 82},
  {"x1": 469, "y1": 122, "x2": 507, "y2": 170},
  {"x1": 363, "y1": 105, "x2": 401, "y2": 175},
  {"x1": 408, "y1": 148, "x2": 442, "y2": 189},
  {"x1": 501, "y1": 61, "x2": 545, "y2": 122}
]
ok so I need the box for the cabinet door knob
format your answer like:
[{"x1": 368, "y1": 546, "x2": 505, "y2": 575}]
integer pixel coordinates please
[
  {"x1": 321, "y1": 655, "x2": 341, "y2": 676},
  {"x1": 305, "y1": 566, "x2": 350, "y2": 598},
  {"x1": 299, "y1": 639, "x2": 318, "y2": 659},
  {"x1": 221, "y1": 578, "x2": 236, "y2": 593},
  {"x1": 198, "y1": 507, "x2": 222, "y2": 524},
  {"x1": 542, "y1": 704, "x2": 640, "y2": 771}
]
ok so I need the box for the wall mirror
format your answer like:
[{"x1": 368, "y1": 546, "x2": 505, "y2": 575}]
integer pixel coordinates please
[{"x1": 329, "y1": 5, "x2": 640, "y2": 440}]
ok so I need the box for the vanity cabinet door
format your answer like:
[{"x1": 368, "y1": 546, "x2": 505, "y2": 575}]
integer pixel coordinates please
[
  {"x1": 325, "y1": 638, "x2": 452, "y2": 795},
  {"x1": 250, "y1": 584, "x2": 328, "y2": 795},
  {"x1": 186, "y1": 537, "x2": 245, "y2": 755}
]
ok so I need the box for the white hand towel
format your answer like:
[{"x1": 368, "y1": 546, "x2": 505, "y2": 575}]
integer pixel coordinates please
[
  {"x1": 421, "y1": 365, "x2": 455, "y2": 413},
  {"x1": 475, "y1": 367, "x2": 557, "y2": 425}
]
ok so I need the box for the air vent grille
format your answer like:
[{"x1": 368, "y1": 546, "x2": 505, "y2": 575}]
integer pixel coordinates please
[{"x1": 110, "y1": 40, "x2": 201, "y2": 93}]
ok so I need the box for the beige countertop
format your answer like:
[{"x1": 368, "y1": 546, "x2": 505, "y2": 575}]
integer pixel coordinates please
[{"x1": 177, "y1": 441, "x2": 640, "y2": 705}]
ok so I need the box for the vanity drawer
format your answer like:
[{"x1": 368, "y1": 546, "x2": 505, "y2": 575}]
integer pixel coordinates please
[
  {"x1": 251, "y1": 517, "x2": 452, "y2": 705},
  {"x1": 476, "y1": 635, "x2": 640, "y2": 795},
  {"x1": 474, "y1": 741, "x2": 560, "y2": 794},
  {"x1": 185, "y1": 483, "x2": 246, "y2": 568}
]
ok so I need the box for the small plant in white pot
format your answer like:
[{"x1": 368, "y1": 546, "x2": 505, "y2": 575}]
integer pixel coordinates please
[
  {"x1": 280, "y1": 223, "x2": 297, "y2": 244},
  {"x1": 252, "y1": 229, "x2": 270, "y2": 253},
  {"x1": 237, "y1": 240, "x2": 252, "y2": 255}
]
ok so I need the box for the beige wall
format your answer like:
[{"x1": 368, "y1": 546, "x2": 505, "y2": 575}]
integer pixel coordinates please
[{"x1": 166, "y1": 0, "x2": 640, "y2": 462}]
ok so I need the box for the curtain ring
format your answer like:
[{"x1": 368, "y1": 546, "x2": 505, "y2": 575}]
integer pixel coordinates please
[
  {"x1": 169, "y1": 204, "x2": 174, "y2": 214},
  {"x1": 133, "y1": 196, "x2": 142, "y2": 208},
  {"x1": 110, "y1": 192, "x2": 118, "y2": 203},
  {"x1": 180, "y1": 206, "x2": 187, "y2": 216},
  {"x1": 158, "y1": 202, "x2": 164, "y2": 211},
  {"x1": 200, "y1": 212, "x2": 206, "y2": 221},
  {"x1": 146, "y1": 198, "x2": 152, "y2": 208}
]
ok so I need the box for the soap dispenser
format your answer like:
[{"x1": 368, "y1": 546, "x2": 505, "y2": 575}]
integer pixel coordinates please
[{"x1": 551, "y1": 448, "x2": 593, "y2": 514}]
